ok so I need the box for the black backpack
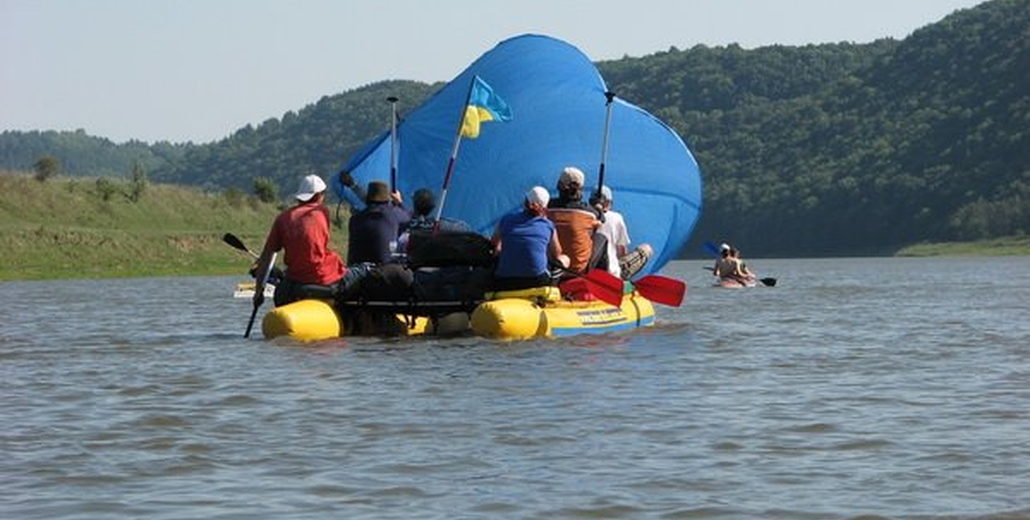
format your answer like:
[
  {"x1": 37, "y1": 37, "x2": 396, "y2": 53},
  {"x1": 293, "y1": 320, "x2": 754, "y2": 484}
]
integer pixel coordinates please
[{"x1": 405, "y1": 230, "x2": 495, "y2": 269}]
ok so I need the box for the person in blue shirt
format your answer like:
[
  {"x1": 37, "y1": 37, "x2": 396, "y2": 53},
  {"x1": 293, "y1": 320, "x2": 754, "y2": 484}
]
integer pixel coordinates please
[{"x1": 490, "y1": 186, "x2": 569, "y2": 291}]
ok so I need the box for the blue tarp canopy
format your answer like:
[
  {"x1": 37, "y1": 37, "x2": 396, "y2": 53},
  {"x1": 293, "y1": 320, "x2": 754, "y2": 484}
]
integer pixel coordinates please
[{"x1": 334, "y1": 34, "x2": 702, "y2": 275}]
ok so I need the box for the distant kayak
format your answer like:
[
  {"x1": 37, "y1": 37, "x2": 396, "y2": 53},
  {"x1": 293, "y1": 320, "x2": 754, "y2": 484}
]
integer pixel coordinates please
[
  {"x1": 233, "y1": 281, "x2": 275, "y2": 299},
  {"x1": 714, "y1": 275, "x2": 776, "y2": 288},
  {"x1": 717, "y1": 277, "x2": 755, "y2": 288}
]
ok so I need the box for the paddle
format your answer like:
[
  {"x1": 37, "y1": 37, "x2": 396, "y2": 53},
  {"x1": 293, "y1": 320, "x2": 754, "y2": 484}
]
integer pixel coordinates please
[
  {"x1": 580, "y1": 268, "x2": 625, "y2": 307},
  {"x1": 245, "y1": 251, "x2": 276, "y2": 338},
  {"x1": 702, "y1": 241, "x2": 721, "y2": 257},
  {"x1": 223, "y1": 232, "x2": 258, "y2": 259},
  {"x1": 387, "y1": 96, "x2": 399, "y2": 192},
  {"x1": 632, "y1": 274, "x2": 686, "y2": 307},
  {"x1": 593, "y1": 91, "x2": 616, "y2": 199}
]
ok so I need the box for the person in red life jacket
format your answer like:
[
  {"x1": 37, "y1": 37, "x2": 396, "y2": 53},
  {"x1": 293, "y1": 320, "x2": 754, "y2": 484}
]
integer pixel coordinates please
[
  {"x1": 253, "y1": 174, "x2": 372, "y2": 307},
  {"x1": 546, "y1": 166, "x2": 603, "y2": 273},
  {"x1": 491, "y1": 186, "x2": 569, "y2": 291}
]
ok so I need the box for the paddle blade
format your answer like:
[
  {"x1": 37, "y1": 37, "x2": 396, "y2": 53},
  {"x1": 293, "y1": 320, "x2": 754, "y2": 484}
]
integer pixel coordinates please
[
  {"x1": 223, "y1": 233, "x2": 248, "y2": 252},
  {"x1": 702, "y1": 241, "x2": 721, "y2": 257},
  {"x1": 244, "y1": 303, "x2": 261, "y2": 338},
  {"x1": 633, "y1": 275, "x2": 686, "y2": 307},
  {"x1": 581, "y1": 269, "x2": 625, "y2": 307},
  {"x1": 760, "y1": 277, "x2": 777, "y2": 287}
]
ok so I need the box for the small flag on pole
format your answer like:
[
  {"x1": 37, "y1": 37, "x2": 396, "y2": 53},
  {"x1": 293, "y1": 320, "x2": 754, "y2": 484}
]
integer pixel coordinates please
[{"x1": 460, "y1": 75, "x2": 512, "y2": 139}]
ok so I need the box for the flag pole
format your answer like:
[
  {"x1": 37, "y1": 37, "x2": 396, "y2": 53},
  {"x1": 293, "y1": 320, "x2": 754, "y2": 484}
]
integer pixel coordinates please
[
  {"x1": 595, "y1": 91, "x2": 616, "y2": 199},
  {"x1": 387, "y1": 96, "x2": 399, "y2": 192},
  {"x1": 433, "y1": 75, "x2": 479, "y2": 227}
]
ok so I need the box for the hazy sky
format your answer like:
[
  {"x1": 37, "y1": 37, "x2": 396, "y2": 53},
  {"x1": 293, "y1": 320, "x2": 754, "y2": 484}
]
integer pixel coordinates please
[{"x1": 1, "y1": 0, "x2": 985, "y2": 144}]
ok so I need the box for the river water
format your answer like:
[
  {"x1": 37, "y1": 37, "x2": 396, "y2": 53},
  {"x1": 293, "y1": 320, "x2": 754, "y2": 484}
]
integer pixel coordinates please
[{"x1": 2, "y1": 257, "x2": 1029, "y2": 519}]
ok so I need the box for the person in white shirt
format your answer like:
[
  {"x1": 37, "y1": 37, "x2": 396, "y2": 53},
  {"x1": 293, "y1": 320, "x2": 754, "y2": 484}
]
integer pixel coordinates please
[{"x1": 593, "y1": 186, "x2": 652, "y2": 279}]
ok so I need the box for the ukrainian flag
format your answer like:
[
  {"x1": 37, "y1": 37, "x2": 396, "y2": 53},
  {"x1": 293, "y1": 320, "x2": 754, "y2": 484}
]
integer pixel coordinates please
[{"x1": 461, "y1": 75, "x2": 513, "y2": 139}]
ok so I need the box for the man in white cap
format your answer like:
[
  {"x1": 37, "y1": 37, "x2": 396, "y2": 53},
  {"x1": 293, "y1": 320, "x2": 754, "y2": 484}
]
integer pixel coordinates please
[
  {"x1": 253, "y1": 174, "x2": 367, "y2": 307},
  {"x1": 547, "y1": 166, "x2": 602, "y2": 273},
  {"x1": 593, "y1": 186, "x2": 653, "y2": 279},
  {"x1": 490, "y1": 186, "x2": 569, "y2": 291},
  {"x1": 712, "y1": 242, "x2": 744, "y2": 283}
]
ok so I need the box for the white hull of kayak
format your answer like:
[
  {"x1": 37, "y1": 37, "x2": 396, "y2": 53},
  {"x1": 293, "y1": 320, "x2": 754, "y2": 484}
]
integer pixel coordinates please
[{"x1": 233, "y1": 281, "x2": 276, "y2": 299}]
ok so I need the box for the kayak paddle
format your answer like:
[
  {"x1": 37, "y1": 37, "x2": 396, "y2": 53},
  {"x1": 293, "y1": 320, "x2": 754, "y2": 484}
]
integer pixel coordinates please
[
  {"x1": 223, "y1": 232, "x2": 258, "y2": 259},
  {"x1": 245, "y1": 251, "x2": 276, "y2": 338},
  {"x1": 561, "y1": 269, "x2": 623, "y2": 307}
]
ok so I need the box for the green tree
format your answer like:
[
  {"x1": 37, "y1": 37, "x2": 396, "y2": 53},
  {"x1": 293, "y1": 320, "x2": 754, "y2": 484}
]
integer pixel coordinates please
[
  {"x1": 128, "y1": 160, "x2": 148, "y2": 202},
  {"x1": 253, "y1": 176, "x2": 278, "y2": 203},
  {"x1": 33, "y1": 155, "x2": 61, "y2": 182},
  {"x1": 95, "y1": 177, "x2": 118, "y2": 201}
]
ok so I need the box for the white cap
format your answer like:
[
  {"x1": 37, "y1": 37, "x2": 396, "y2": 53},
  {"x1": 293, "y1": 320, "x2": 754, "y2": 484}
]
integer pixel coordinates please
[
  {"x1": 559, "y1": 166, "x2": 585, "y2": 187},
  {"x1": 294, "y1": 174, "x2": 327, "y2": 201},
  {"x1": 720, "y1": 243, "x2": 730, "y2": 252},
  {"x1": 526, "y1": 186, "x2": 550, "y2": 207},
  {"x1": 600, "y1": 185, "x2": 613, "y2": 201}
]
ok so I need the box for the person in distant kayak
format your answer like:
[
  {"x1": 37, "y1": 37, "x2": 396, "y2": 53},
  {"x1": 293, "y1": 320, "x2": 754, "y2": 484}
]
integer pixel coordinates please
[
  {"x1": 253, "y1": 174, "x2": 372, "y2": 307},
  {"x1": 712, "y1": 244, "x2": 754, "y2": 284},
  {"x1": 546, "y1": 166, "x2": 603, "y2": 273},
  {"x1": 712, "y1": 243, "x2": 738, "y2": 280},
  {"x1": 592, "y1": 185, "x2": 653, "y2": 280},
  {"x1": 730, "y1": 247, "x2": 754, "y2": 279},
  {"x1": 491, "y1": 186, "x2": 569, "y2": 290}
]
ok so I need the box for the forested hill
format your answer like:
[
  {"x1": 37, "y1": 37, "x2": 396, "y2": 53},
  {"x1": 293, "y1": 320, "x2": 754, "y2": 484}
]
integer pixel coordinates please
[{"x1": 1, "y1": 0, "x2": 1025, "y2": 257}]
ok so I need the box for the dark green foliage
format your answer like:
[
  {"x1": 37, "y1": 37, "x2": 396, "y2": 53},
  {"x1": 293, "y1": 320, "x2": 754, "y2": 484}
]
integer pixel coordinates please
[
  {"x1": 253, "y1": 176, "x2": 278, "y2": 203},
  {"x1": 1, "y1": 129, "x2": 185, "y2": 179},
  {"x1": 95, "y1": 177, "x2": 118, "y2": 202},
  {"x1": 154, "y1": 80, "x2": 440, "y2": 194},
  {"x1": 0, "y1": 0, "x2": 1025, "y2": 256},
  {"x1": 33, "y1": 155, "x2": 61, "y2": 182},
  {"x1": 128, "y1": 160, "x2": 147, "y2": 202},
  {"x1": 597, "y1": 0, "x2": 1028, "y2": 256}
]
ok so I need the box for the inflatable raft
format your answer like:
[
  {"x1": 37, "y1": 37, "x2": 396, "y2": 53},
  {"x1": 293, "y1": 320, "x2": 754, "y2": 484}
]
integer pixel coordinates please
[
  {"x1": 470, "y1": 286, "x2": 655, "y2": 340},
  {"x1": 261, "y1": 285, "x2": 655, "y2": 342}
]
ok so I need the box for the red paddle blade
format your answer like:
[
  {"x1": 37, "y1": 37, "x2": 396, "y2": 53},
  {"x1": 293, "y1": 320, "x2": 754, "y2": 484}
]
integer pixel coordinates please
[
  {"x1": 580, "y1": 269, "x2": 625, "y2": 307},
  {"x1": 633, "y1": 275, "x2": 686, "y2": 307}
]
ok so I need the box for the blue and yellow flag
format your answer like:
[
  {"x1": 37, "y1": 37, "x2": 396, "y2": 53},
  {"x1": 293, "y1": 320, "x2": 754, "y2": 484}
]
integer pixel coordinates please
[{"x1": 460, "y1": 75, "x2": 512, "y2": 139}]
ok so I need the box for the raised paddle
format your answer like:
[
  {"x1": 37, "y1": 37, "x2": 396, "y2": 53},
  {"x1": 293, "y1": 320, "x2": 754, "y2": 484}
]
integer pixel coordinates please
[
  {"x1": 387, "y1": 95, "x2": 399, "y2": 192},
  {"x1": 632, "y1": 274, "x2": 686, "y2": 307},
  {"x1": 702, "y1": 241, "x2": 722, "y2": 257},
  {"x1": 223, "y1": 232, "x2": 258, "y2": 258},
  {"x1": 593, "y1": 91, "x2": 617, "y2": 200}
]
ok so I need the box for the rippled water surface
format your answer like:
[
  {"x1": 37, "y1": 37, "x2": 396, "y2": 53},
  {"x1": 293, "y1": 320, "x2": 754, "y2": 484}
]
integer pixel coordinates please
[{"x1": 3, "y1": 257, "x2": 1029, "y2": 519}]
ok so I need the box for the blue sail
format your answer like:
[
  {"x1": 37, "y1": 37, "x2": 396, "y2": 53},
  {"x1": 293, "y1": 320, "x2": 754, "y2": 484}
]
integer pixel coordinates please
[{"x1": 334, "y1": 34, "x2": 702, "y2": 275}]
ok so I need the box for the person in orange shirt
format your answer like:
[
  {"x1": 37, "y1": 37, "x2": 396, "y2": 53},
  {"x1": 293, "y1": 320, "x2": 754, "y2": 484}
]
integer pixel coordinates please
[
  {"x1": 546, "y1": 166, "x2": 603, "y2": 273},
  {"x1": 253, "y1": 174, "x2": 372, "y2": 307}
]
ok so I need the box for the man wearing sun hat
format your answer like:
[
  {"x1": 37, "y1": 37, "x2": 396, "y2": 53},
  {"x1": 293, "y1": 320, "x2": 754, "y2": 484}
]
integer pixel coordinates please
[
  {"x1": 346, "y1": 180, "x2": 411, "y2": 265},
  {"x1": 253, "y1": 174, "x2": 366, "y2": 307}
]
